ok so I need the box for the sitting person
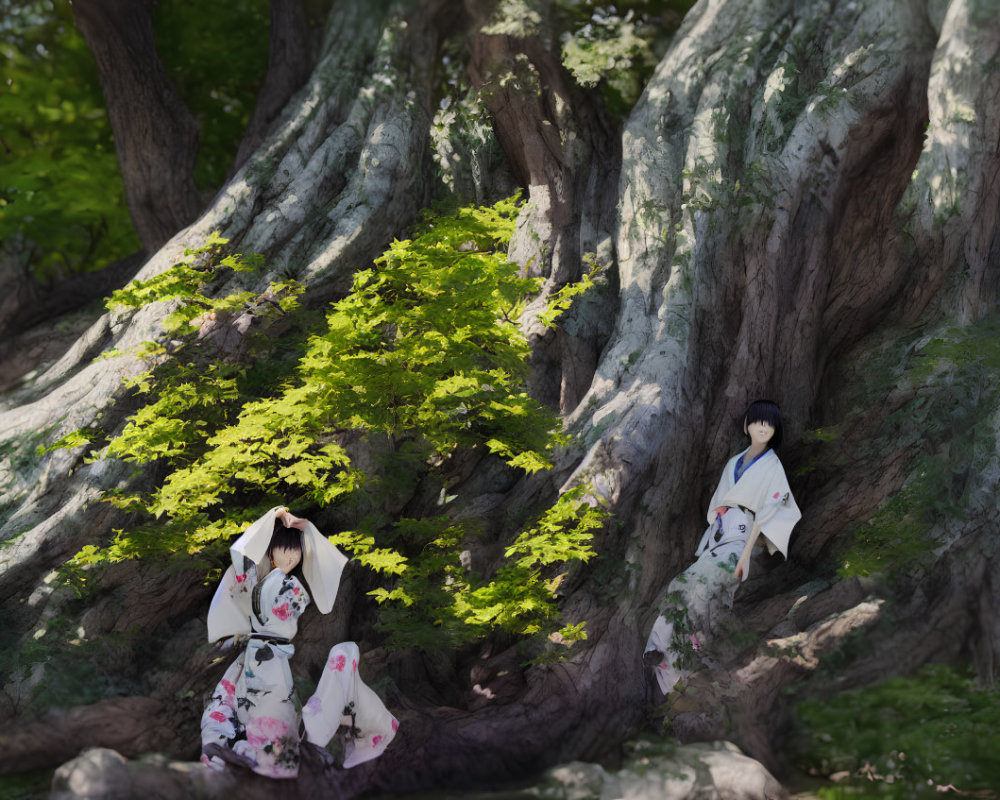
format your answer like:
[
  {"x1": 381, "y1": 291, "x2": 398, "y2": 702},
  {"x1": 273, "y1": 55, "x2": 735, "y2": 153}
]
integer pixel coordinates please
[
  {"x1": 201, "y1": 507, "x2": 398, "y2": 778},
  {"x1": 643, "y1": 400, "x2": 801, "y2": 693}
]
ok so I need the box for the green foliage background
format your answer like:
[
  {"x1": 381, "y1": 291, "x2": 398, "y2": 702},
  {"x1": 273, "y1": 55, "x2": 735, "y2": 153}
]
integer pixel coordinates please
[
  {"x1": 0, "y1": 1, "x2": 138, "y2": 278},
  {"x1": 152, "y1": 0, "x2": 271, "y2": 190},
  {"x1": 792, "y1": 664, "x2": 1000, "y2": 798},
  {"x1": 11, "y1": 3, "x2": 996, "y2": 795},
  {"x1": 0, "y1": 0, "x2": 691, "y2": 276},
  {"x1": 61, "y1": 197, "x2": 603, "y2": 652},
  {"x1": 557, "y1": 0, "x2": 695, "y2": 117},
  {"x1": 0, "y1": 0, "x2": 271, "y2": 277}
]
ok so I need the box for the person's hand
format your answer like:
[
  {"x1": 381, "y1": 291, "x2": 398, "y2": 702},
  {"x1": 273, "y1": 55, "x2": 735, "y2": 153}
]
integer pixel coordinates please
[
  {"x1": 734, "y1": 521, "x2": 759, "y2": 583},
  {"x1": 278, "y1": 508, "x2": 308, "y2": 530},
  {"x1": 220, "y1": 633, "x2": 248, "y2": 652}
]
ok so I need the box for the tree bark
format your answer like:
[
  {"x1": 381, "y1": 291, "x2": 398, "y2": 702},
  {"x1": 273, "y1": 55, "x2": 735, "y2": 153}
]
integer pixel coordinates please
[
  {"x1": 2, "y1": 0, "x2": 1000, "y2": 795},
  {"x1": 0, "y1": 250, "x2": 146, "y2": 391},
  {"x1": 467, "y1": 0, "x2": 621, "y2": 412},
  {"x1": 229, "y1": 0, "x2": 313, "y2": 177},
  {"x1": 71, "y1": 0, "x2": 200, "y2": 251}
]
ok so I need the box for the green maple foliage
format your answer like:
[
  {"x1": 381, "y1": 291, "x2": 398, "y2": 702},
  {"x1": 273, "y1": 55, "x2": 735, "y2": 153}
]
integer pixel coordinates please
[{"x1": 62, "y1": 197, "x2": 605, "y2": 649}]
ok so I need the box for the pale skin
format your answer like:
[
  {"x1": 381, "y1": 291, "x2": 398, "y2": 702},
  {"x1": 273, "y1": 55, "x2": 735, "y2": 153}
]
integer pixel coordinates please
[
  {"x1": 714, "y1": 418, "x2": 775, "y2": 582},
  {"x1": 276, "y1": 508, "x2": 309, "y2": 530},
  {"x1": 269, "y1": 546, "x2": 302, "y2": 574}
]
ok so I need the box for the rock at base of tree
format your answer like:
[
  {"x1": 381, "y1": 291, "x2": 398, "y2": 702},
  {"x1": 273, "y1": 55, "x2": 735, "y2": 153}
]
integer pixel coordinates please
[
  {"x1": 50, "y1": 747, "x2": 230, "y2": 800},
  {"x1": 528, "y1": 740, "x2": 788, "y2": 800},
  {"x1": 47, "y1": 740, "x2": 786, "y2": 800},
  {"x1": 393, "y1": 740, "x2": 789, "y2": 800}
]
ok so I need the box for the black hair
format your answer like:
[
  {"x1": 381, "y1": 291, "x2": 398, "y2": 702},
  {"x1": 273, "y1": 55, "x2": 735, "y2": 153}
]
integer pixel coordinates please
[
  {"x1": 267, "y1": 521, "x2": 303, "y2": 559},
  {"x1": 743, "y1": 399, "x2": 784, "y2": 450},
  {"x1": 266, "y1": 521, "x2": 309, "y2": 589},
  {"x1": 250, "y1": 521, "x2": 309, "y2": 620}
]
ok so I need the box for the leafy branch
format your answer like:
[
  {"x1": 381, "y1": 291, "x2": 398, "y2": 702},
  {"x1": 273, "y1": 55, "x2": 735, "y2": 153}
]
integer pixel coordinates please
[{"x1": 61, "y1": 196, "x2": 604, "y2": 650}]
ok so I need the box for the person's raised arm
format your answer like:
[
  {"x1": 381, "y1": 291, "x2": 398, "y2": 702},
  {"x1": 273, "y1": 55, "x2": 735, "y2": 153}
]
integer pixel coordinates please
[{"x1": 277, "y1": 507, "x2": 309, "y2": 530}]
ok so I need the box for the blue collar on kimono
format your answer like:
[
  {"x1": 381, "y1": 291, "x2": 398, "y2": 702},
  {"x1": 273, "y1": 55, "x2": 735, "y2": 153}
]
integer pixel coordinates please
[{"x1": 734, "y1": 447, "x2": 772, "y2": 483}]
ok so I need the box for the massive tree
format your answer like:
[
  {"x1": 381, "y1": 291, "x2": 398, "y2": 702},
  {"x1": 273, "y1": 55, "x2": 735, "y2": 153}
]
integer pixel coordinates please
[
  {"x1": 70, "y1": 0, "x2": 202, "y2": 251},
  {"x1": 1, "y1": 0, "x2": 998, "y2": 796}
]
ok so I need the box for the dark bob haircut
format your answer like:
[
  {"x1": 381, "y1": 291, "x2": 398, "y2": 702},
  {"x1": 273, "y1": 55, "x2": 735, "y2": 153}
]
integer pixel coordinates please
[
  {"x1": 268, "y1": 521, "x2": 303, "y2": 558},
  {"x1": 266, "y1": 520, "x2": 310, "y2": 590},
  {"x1": 743, "y1": 399, "x2": 784, "y2": 450}
]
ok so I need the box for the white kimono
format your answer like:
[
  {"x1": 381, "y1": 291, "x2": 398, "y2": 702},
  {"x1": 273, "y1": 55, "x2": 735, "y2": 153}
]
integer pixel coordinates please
[
  {"x1": 201, "y1": 507, "x2": 398, "y2": 778},
  {"x1": 644, "y1": 449, "x2": 801, "y2": 694},
  {"x1": 698, "y1": 448, "x2": 801, "y2": 567}
]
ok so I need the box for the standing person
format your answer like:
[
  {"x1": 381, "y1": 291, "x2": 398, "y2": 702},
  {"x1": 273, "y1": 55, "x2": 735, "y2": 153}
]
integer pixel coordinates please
[
  {"x1": 201, "y1": 507, "x2": 398, "y2": 778},
  {"x1": 643, "y1": 400, "x2": 801, "y2": 694}
]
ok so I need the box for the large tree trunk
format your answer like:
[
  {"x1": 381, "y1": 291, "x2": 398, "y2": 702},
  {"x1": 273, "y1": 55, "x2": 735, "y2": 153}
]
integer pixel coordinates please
[
  {"x1": 0, "y1": 0, "x2": 441, "y2": 601},
  {"x1": 467, "y1": 0, "x2": 621, "y2": 412},
  {"x1": 71, "y1": 0, "x2": 201, "y2": 251},
  {"x1": 2, "y1": 0, "x2": 999, "y2": 796},
  {"x1": 229, "y1": 0, "x2": 313, "y2": 176},
  {"x1": 0, "y1": 250, "x2": 146, "y2": 391}
]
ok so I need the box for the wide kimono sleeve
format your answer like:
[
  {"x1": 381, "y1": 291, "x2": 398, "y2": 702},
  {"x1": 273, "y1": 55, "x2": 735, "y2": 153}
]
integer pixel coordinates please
[
  {"x1": 205, "y1": 508, "x2": 281, "y2": 643},
  {"x1": 219, "y1": 505, "x2": 349, "y2": 621},
  {"x1": 300, "y1": 519, "x2": 348, "y2": 614},
  {"x1": 751, "y1": 459, "x2": 801, "y2": 558},
  {"x1": 303, "y1": 642, "x2": 399, "y2": 768},
  {"x1": 699, "y1": 451, "x2": 801, "y2": 559},
  {"x1": 206, "y1": 559, "x2": 256, "y2": 643}
]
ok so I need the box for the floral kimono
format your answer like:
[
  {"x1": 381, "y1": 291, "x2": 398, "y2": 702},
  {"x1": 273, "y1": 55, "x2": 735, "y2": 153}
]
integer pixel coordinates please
[
  {"x1": 201, "y1": 507, "x2": 398, "y2": 779},
  {"x1": 644, "y1": 448, "x2": 801, "y2": 694}
]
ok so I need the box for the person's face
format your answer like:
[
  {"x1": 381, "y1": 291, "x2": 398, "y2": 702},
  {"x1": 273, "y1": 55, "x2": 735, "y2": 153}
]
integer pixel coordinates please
[
  {"x1": 270, "y1": 546, "x2": 302, "y2": 574},
  {"x1": 745, "y1": 418, "x2": 775, "y2": 447}
]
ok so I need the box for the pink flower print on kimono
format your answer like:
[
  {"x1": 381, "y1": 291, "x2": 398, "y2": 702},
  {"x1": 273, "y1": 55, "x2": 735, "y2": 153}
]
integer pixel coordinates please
[
  {"x1": 266, "y1": 576, "x2": 307, "y2": 621},
  {"x1": 205, "y1": 709, "x2": 237, "y2": 741},
  {"x1": 329, "y1": 653, "x2": 347, "y2": 672},
  {"x1": 247, "y1": 715, "x2": 299, "y2": 778},
  {"x1": 246, "y1": 715, "x2": 291, "y2": 750},
  {"x1": 202, "y1": 676, "x2": 243, "y2": 754},
  {"x1": 201, "y1": 569, "x2": 308, "y2": 779},
  {"x1": 303, "y1": 642, "x2": 399, "y2": 768},
  {"x1": 226, "y1": 571, "x2": 251, "y2": 606},
  {"x1": 252, "y1": 571, "x2": 310, "y2": 641}
]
